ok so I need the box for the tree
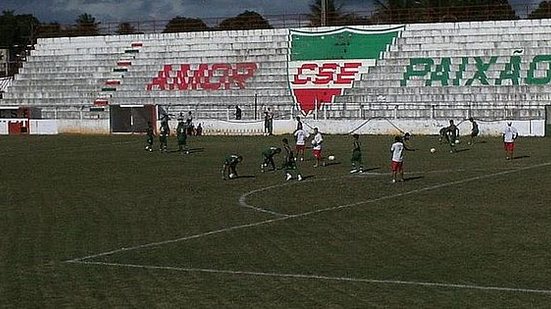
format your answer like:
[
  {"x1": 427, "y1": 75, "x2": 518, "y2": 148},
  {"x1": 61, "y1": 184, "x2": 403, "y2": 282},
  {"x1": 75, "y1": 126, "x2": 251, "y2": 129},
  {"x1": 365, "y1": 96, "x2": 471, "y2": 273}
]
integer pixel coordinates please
[
  {"x1": 217, "y1": 11, "x2": 272, "y2": 30},
  {"x1": 163, "y1": 16, "x2": 209, "y2": 33},
  {"x1": 117, "y1": 22, "x2": 137, "y2": 35},
  {"x1": 0, "y1": 10, "x2": 40, "y2": 75},
  {"x1": 0, "y1": 10, "x2": 40, "y2": 47},
  {"x1": 36, "y1": 22, "x2": 66, "y2": 38},
  {"x1": 306, "y1": 0, "x2": 353, "y2": 27},
  {"x1": 369, "y1": 0, "x2": 517, "y2": 24},
  {"x1": 527, "y1": 1, "x2": 551, "y2": 19},
  {"x1": 74, "y1": 13, "x2": 100, "y2": 36}
]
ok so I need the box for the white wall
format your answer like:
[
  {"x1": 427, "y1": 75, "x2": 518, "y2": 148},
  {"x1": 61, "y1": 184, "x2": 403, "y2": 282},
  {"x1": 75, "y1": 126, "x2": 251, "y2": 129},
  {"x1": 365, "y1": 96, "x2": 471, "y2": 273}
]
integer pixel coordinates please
[{"x1": 0, "y1": 118, "x2": 544, "y2": 136}]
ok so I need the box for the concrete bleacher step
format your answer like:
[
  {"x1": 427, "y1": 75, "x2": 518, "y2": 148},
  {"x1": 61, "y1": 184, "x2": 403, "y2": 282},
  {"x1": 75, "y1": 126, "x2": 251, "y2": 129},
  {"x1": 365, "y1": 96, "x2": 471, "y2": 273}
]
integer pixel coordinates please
[{"x1": 3, "y1": 20, "x2": 551, "y2": 125}]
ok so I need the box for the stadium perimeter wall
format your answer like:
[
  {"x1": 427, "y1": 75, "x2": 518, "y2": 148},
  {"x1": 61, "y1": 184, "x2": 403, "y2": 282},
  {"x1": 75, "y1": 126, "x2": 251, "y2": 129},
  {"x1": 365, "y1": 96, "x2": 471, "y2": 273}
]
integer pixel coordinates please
[
  {"x1": 2, "y1": 19, "x2": 551, "y2": 136},
  {"x1": 0, "y1": 118, "x2": 540, "y2": 137}
]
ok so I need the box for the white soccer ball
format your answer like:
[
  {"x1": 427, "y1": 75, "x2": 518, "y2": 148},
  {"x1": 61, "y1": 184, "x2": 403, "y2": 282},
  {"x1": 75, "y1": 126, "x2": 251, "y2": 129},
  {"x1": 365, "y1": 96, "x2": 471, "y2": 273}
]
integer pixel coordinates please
[
  {"x1": 430, "y1": 148, "x2": 436, "y2": 153},
  {"x1": 311, "y1": 140, "x2": 317, "y2": 146},
  {"x1": 455, "y1": 140, "x2": 460, "y2": 144},
  {"x1": 328, "y1": 155, "x2": 335, "y2": 161},
  {"x1": 229, "y1": 173, "x2": 236, "y2": 179}
]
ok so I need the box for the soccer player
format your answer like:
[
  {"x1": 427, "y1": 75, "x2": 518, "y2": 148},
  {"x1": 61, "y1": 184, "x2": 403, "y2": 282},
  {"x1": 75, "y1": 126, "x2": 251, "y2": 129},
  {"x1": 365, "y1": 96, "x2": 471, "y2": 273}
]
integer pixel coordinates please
[
  {"x1": 261, "y1": 146, "x2": 281, "y2": 172},
  {"x1": 222, "y1": 154, "x2": 243, "y2": 180},
  {"x1": 295, "y1": 116, "x2": 303, "y2": 132},
  {"x1": 176, "y1": 118, "x2": 188, "y2": 154},
  {"x1": 438, "y1": 126, "x2": 447, "y2": 144},
  {"x1": 445, "y1": 120, "x2": 459, "y2": 153},
  {"x1": 235, "y1": 105, "x2": 242, "y2": 120},
  {"x1": 311, "y1": 127, "x2": 324, "y2": 167},
  {"x1": 468, "y1": 117, "x2": 479, "y2": 145},
  {"x1": 145, "y1": 121, "x2": 154, "y2": 152},
  {"x1": 159, "y1": 120, "x2": 170, "y2": 152},
  {"x1": 390, "y1": 135, "x2": 414, "y2": 183},
  {"x1": 186, "y1": 111, "x2": 194, "y2": 135},
  {"x1": 350, "y1": 133, "x2": 363, "y2": 173},
  {"x1": 503, "y1": 121, "x2": 518, "y2": 160},
  {"x1": 282, "y1": 138, "x2": 303, "y2": 181},
  {"x1": 293, "y1": 127, "x2": 309, "y2": 161}
]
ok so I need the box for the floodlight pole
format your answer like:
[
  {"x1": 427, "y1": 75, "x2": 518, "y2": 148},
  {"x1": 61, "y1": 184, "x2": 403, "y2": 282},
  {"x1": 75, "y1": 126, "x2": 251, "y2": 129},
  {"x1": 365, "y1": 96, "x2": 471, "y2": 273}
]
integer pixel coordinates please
[{"x1": 321, "y1": 0, "x2": 327, "y2": 27}]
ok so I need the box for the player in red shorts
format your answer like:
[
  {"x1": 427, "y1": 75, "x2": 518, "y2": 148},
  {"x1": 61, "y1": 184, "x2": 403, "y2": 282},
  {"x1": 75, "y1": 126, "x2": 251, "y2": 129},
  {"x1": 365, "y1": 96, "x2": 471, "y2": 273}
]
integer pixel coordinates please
[
  {"x1": 311, "y1": 127, "x2": 324, "y2": 167},
  {"x1": 390, "y1": 135, "x2": 414, "y2": 183},
  {"x1": 502, "y1": 122, "x2": 518, "y2": 160}
]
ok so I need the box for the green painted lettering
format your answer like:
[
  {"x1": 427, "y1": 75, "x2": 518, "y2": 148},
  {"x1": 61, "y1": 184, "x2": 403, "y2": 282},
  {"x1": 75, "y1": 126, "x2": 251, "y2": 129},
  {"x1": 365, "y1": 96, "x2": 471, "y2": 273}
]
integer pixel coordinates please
[
  {"x1": 453, "y1": 57, "x2": 468, "y2": 86},
  {"x1": 496, "y1": 56, "x2": 521, "y2": 85},
  {"x1": 526, "y1": 55, "x2": 551, "y2": 85},
  {"x1": 466, "y1": 56, "x2": 497, "y2": 86},
  {"x1": 401, "y1": 58, "x2": 433, "y2": 86},
  {"x1": 429, "y1": 57, "x2": 451, "y2": 86}
]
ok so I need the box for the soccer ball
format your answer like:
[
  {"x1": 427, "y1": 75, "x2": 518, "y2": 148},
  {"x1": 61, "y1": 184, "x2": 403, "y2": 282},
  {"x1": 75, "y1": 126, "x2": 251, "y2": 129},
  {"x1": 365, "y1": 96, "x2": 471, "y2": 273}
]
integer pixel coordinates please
[
  {"x1": 229, "y1": 173, "x2": 236, "y2": 179},
  {"x1": 328, "y1": 155, "x2": 335, "y2": 161},
  {"x1": 311, "y1": 140, "x2": 317, "y2": 146},
  {"x1": 455, "y1": 140, "x2": 460, "y2": 144},
  {"x1": 430, "y1": 148, "x2": 436, "y2": 153}
]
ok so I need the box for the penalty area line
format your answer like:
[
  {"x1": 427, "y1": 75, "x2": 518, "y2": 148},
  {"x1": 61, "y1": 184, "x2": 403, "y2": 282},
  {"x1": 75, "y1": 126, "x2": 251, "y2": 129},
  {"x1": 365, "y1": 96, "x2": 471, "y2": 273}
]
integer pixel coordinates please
[{"x1": 69, "y1": 260, "x2": 551, "y2": 295}]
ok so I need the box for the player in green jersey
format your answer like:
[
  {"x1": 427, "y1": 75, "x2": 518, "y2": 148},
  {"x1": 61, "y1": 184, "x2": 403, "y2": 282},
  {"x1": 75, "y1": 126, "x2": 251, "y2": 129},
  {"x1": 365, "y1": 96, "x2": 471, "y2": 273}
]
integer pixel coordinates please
[
  {"x1": 176, "y1": 118, "x2": 189, "y2": 154},
  {"x1": 350, "y1": 134, "x2": 363, "y2": 174},
  {"x1": 145, "y1": 121, "x2": 154, "y2": 152},
  {"x1": 159, "y1": 121, "x2": 169, "y2": 152},
  {"x1": 261, "y1": 147, "x2": 281, "y2": 172},
  {"x1": 222, "y1": 154, "x2": 243, "y2": 180},
  {"x1": 282, "y1": 138, "x2": 302, "y2": 181}
]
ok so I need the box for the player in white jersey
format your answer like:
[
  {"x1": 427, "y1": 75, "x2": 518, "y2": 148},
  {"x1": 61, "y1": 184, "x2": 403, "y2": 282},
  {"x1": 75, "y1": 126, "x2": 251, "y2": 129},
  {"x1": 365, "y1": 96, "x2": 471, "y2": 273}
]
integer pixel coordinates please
[
  {"x1": 502, "y1": 122, "x2": 518, "y2": 160},
  {"x1": 294, "y1": 128, "x2": 309, "y2": 161},
  {"x1": 311, "y1": 127, "x2": 324, "y2": 167},
  {"x1": 390, "y1": 135, "x2": 414, "y2": 183}
]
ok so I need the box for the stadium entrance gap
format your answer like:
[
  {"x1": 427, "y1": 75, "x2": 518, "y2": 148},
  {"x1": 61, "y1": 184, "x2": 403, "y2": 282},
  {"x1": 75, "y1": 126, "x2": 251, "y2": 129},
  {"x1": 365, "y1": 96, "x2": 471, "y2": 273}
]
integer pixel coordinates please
[{"x1": 110, "y1": 104, "x2": 155, "y2": 133}]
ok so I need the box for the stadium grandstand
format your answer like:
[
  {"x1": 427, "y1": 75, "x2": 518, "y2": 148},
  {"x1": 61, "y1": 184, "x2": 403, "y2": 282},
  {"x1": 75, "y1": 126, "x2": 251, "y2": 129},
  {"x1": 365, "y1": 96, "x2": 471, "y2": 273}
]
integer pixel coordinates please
[{"x1": 1, "y1": 5, "x2": 551, "y2": 136}]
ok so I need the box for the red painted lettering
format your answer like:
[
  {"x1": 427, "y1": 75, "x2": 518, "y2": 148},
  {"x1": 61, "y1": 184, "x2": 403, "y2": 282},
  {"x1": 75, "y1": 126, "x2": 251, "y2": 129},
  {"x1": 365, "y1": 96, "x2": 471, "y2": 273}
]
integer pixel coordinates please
[
  {"x1": 293, "y1": 63, "x2": 316, "y2": 85},
  {"x1": 146, "y1": 62, "x2": 258, "y2": 91},
  {"x1": 314, "y1": 63, "x2": 338, "y2": 85},
  {"x1": 336, "y1": 62, "x2": 361, "y2": 84}
]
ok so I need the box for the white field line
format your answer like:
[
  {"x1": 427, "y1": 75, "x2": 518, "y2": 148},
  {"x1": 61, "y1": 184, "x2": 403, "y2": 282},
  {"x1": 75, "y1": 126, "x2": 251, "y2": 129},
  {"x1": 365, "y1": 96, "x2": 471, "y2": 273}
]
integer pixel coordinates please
[
  {"x1": 238, "y1": 183, "x2": 291, "y2": 217},
  {"x1": 357, "y1": 167, "x2": 517, "y2": 176},
  {"x1": 65, "y1": 162, "x2": 551, "y2": 264},
  {"x1": 71, "y1": 260, "x2": 551, "y2": 295}
]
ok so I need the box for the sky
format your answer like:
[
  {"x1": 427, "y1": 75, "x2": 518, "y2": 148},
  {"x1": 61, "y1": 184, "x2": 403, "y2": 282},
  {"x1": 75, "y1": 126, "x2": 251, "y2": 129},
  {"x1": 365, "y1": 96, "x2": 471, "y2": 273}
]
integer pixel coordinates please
[{"x1": 0, "y1": 0, "x2": 543, "y2": 25}]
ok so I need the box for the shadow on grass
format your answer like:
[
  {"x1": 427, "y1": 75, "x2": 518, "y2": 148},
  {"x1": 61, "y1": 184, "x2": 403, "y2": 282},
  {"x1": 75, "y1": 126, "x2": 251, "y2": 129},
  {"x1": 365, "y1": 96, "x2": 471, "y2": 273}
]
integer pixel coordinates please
[
  {"x1": 169, "y1": 147, "x2": 205, "y2": 154},
  {"x1": 513, "y1": 155, "x2": 530, "y2": 160},
  {"x1": 454, "y1": 148, "x2": 470, "y2": 153},
  {"x1": 404, "y1": 175, "x2": 424, "y2": 182},
  {"x1": 363, "y1": 167, "x2": 381, "y2": 172}
]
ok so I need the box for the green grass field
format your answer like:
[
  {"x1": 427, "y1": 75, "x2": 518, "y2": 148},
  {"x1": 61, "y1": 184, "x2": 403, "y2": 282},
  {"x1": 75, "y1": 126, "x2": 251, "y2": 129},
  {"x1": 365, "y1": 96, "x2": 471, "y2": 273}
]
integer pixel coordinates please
[{"x1": 1, "y1": 133, "x2": 551, "y2": 307}]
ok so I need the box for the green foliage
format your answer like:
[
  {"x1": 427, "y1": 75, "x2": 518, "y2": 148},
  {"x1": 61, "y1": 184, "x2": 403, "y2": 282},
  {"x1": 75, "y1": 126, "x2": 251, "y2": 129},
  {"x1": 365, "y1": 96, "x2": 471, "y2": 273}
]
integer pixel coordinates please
[
  {"x1": 73, "y1": 13, "x2": 100, "y2": 36},
  {"x1": 0, "y1": 10, "x2": 39, "y2": 48},
  {"x1": 528, "y1": 1, "x2": 551, "y2": 19},
  {"x1": 116, "y1": 22, "x2": 138, "y2": 35},
  {"x1": 307, "y1": 0, "x2": 354, "y2": 26},
  {"x1": 370, "y1": 0, "x2": 518, "y2": 23},
  {"x1": 217, "y1": 10, "x2": 272, "y2": 30},
  {"x1": 163, "y1": 16, "x2": 209, "y2": 33},
  {"x1": 1, "y1": 135, "x2": 551, "y2": 306}
]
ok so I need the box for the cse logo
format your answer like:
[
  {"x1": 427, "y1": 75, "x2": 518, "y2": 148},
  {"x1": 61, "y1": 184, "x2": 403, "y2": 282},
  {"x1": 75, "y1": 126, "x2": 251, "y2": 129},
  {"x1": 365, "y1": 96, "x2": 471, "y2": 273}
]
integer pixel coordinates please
[{"x1": 291, "y1": 62, "x2": 362, "y2": 86}]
